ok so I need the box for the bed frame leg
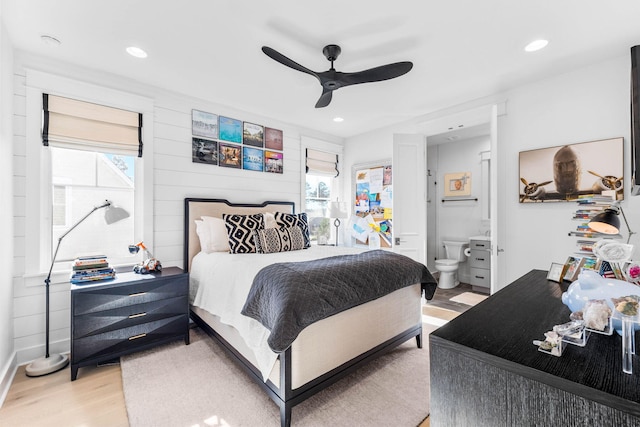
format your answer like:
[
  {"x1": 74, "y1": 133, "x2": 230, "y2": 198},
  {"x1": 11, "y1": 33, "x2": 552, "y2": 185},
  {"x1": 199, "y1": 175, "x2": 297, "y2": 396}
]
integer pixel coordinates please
[
  {"x1": 280, "y1": 402, "x2": 291, "y2": 427},
  {"x1": 416, "y1": 330, "x2": 423, "y2": 348}
]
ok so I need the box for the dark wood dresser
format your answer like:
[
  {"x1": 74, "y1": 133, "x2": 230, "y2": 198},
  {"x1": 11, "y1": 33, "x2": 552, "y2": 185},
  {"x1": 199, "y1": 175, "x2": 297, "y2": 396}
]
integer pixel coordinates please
[
  {"x1": 70, "y1": 266, "x2": 189, "y2": 380},
  {"x1": 430, "y1": 269, "x2": 640, "y2": 426}
]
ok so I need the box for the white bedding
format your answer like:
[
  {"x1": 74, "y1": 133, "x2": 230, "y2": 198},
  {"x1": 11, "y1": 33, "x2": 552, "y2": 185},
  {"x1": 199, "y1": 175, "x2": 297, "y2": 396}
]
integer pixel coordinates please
[{"x1": 190, "y1": 245, "x2": 365, "y2": 380}]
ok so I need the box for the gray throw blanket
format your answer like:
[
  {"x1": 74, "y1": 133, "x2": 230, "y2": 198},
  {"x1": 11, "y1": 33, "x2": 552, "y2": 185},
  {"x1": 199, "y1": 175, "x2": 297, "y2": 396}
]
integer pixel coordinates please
[{"x1": 241, "y1": 250, "x2": 437, "y2": 352}]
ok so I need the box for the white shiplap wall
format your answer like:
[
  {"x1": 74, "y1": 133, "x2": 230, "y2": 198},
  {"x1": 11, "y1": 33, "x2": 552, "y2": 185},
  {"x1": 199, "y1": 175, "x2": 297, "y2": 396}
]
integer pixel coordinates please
[{"x1": 11, "y1": 61, "x2": 343, "y2": 364}]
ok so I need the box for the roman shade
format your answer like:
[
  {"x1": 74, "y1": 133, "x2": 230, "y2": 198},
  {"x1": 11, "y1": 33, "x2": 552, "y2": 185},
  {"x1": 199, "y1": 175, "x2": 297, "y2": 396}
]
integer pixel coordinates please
[
  {"x1": 305, "y1": 148, "x2": 339, "y2": 177},
  {"x1": 42, "y1": 94, "x2": 143, "y2": 157}
]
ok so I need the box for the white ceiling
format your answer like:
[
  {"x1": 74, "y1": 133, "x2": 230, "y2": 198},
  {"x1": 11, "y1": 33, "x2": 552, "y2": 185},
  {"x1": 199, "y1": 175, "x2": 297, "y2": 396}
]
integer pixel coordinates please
[{"x1": 3, "y1": 1, "x2": 640, "y2": 139}]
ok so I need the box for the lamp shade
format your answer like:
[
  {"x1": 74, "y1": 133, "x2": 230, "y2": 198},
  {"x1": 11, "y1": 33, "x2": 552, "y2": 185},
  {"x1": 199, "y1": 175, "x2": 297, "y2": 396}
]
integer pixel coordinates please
[
  {"x1": 104, "y1": 203, "x2": 130, "y2": 224},
  {"x1": 329, "y1": 201, "x2": 348, "y2": 219},
  {"x1": 589, "y1": 209, "x2": 621, "y2": 234}
]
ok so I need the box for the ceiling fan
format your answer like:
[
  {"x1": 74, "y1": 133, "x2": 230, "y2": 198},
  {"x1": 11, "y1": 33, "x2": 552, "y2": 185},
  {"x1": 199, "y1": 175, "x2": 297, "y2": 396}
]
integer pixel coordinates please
[{"x1": 262, "y1": 44, "x2": 413, "y2": 108}]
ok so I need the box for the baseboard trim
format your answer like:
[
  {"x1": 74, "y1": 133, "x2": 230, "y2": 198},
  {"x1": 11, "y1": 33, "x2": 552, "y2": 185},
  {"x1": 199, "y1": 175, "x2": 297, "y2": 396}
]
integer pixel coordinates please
[
  {"x1": 0, "y1": 352, "x2": 18, "y2": 409},
  {"x1": 16, "y1": 338, "x2": 70, "y2": 366}
]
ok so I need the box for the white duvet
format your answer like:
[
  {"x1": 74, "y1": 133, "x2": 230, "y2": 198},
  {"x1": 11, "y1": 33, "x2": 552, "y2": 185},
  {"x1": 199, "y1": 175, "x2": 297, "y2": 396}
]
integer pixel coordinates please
[{"x1": 190, "y1": 245, "x2": 365, "y2": 380}]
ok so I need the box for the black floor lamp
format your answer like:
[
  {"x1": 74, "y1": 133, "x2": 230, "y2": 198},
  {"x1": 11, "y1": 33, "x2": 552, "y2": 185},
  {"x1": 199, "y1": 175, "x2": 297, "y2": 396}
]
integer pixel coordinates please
[{"x1": 25, "y1": 200, "x2": 129, "y2": 377}]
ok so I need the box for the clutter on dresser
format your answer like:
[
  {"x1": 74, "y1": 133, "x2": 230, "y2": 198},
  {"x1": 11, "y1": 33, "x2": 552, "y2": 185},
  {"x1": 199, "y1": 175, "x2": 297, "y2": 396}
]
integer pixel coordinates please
[
  {"x1": 128, "y1": 241, "x2": 162, "y2": 274},
  {"x1": 70, "y1": 255, "x2": 116, "y2": 284}
]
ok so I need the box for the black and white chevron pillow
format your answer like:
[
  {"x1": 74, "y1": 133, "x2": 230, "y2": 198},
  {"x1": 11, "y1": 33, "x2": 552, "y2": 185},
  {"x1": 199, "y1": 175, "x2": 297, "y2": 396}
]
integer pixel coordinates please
[
  {"x1": 273, "y1": 212, "x2": 310, "y2": 248},
  {"x1": 252, "y1": 226, "x2": 305, "y2": 254},
  {"x1": 223, "y1": 213, "x2": 265, "y2": 253}
]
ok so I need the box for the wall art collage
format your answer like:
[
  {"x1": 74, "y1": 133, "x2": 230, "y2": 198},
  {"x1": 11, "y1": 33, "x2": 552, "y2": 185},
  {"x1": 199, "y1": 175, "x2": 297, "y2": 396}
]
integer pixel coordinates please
[{"x1": 191, "y1": 109, "x2": 283, "y2": 174}]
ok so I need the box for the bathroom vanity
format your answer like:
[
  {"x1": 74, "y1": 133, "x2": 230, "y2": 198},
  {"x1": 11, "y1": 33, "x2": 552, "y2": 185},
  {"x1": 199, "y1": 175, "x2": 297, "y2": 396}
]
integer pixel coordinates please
[{"x1": 468, "y1": 236, "x2": 491, "y2": 293}]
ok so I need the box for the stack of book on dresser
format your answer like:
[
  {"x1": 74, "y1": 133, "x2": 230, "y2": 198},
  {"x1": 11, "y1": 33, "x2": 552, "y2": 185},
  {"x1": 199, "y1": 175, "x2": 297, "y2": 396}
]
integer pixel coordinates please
[{"x1": 70, "y1": 255, "x2": 116, "y2": 284}]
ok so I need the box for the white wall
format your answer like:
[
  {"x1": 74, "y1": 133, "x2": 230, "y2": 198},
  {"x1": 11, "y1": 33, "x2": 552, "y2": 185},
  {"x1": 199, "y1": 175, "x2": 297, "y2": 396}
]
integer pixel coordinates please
[
  {"x1": 343, "y1": 53, "x2": 640, "y2": 288},
  {"x1": 0, "y1": 6, "x2": 16, "y2": 403},
  {"x1": 498, "y1": 54, "x2": 640, "y2": 285},
  {"x1": 10, "y1": 54, "x2": 343, "y2": 365}
]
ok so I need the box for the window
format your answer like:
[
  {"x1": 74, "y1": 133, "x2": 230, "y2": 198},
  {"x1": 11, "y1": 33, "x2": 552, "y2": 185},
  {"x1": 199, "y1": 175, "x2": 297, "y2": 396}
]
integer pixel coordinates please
[
  {"x1": 50, "y1": 147, "x2": 135, "y2": 263},
  {"x1": 305, "y1": 174, "x2": 334, "y2": 244},
  {"x1": 302, "y1": 141, "x2": 343, "y2": 246},
  {"x1": 23, "y1": 70, "x2": 153, "y2": 282}
]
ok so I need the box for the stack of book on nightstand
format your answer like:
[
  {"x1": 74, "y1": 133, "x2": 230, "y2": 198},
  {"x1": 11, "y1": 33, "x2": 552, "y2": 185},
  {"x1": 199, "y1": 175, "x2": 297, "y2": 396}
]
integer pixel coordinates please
[{"x1": 70, "y1": 255, "x2": 116, "y2": 284}]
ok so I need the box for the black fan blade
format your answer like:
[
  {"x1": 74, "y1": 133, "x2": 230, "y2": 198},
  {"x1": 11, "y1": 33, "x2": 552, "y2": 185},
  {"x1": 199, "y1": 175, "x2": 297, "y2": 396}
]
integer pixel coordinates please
[
  {"x1": 262, "y1": 46, "x2": 319, "y2": 81},
  {"x1": 338, "y1": 61, "x2": 413, "y2": 87},
  {"x1": 315, "y1": 88, "x2": 333, "y2": 108}
]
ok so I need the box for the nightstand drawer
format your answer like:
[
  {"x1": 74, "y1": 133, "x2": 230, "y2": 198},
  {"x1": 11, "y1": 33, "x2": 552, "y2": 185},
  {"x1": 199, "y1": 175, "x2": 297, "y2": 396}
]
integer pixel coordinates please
[
  {"x1": 72, "y1": 314, "x2": 187, "y2": 363},
  {"x1": 73, "y1": 278, "x2": 187, "y2": 316},
  {"x1": 73, "y1": 295, "x2": 187, "y2": 338}
]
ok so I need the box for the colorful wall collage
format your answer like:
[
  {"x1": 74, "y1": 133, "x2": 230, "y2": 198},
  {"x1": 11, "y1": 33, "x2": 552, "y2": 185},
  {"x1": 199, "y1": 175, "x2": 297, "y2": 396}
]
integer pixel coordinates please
[{"x1": 191, "y1": 109, "x2": 283, "y2": 174}]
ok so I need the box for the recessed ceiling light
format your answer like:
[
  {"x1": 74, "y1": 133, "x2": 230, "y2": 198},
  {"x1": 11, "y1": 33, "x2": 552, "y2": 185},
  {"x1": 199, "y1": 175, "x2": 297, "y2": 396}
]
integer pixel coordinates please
[
  {"x1": 40, "y1": 35, "x2": 61, "y2": 47},
  {"x1": 126, "y1": 46, "x2": 148, "y2": 58},
  {"x1": 524, "y1": 39, "x2": 549, "y2": 52},
  {"x1": 333, "y1": 117, "x2": 344, "y2": 122}
]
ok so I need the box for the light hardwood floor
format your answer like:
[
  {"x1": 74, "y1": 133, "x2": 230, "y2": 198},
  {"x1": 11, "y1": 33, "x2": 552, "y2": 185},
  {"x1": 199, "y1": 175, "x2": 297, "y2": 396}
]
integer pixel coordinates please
[
  {"x1": 0, "y1": 282, "x2": 483, "y2": 427},
  {"x1": 0, "y1": 362, "x2": 128, "y2": 427}
]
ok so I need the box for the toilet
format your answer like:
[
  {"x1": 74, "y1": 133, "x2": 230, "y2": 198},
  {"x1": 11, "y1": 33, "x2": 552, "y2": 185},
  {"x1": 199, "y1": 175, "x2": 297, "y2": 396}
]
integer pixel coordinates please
[{"x1": 434, "y1": 240, "x2": 469, "y2": 289}]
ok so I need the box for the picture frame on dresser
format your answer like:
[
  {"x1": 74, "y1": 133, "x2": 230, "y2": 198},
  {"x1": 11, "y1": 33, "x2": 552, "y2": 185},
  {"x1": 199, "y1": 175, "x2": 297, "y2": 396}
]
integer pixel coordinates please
[{"x1": 547, "y1": 262, "x2": 564, "y2": 282}]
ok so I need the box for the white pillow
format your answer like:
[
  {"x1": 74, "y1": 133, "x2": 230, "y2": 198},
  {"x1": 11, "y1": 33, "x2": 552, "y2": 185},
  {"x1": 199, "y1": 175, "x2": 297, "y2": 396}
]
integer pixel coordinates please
[
  {"x1": 196, "y1": 216, "x2": 231, "y2": 252},
  {"x1": 263, "y1": 212, "x2": 278, "y2": 229}
]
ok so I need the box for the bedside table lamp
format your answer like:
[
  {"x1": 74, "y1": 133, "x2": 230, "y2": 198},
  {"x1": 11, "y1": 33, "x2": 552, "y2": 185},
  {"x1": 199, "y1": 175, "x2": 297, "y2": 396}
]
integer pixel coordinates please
[
  {"x1": 25, "y1": 200, "x2": 129, "y2": 377},
  {"x1": 329, "y1": 201, "x2": 348, "y2": 246},
  {"x1": 588, "y1": 201, "x2": 636, "y2": 244}
]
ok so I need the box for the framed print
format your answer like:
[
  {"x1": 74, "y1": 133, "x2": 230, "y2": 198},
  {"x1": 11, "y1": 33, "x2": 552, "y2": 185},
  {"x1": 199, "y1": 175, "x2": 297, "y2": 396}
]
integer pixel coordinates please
[
  {"x1": 219, "y1": 116, "x2": 243, "y2": 143},
  {"x1": 242, "y1": 146, "x2": 264, "y2": 171},
  {"x1": 243, "y1": 122, "x2": 264, "y2": 147},
  {"x1": 561, "y1": 256, "x2": 585, "y2": 282},
  {"x1": 444, "y1": 172, "x2": 471, "y2": 197},
  {"x1": 547, "y1": 262, "x2": 564, "y2": 282},
  {"x1": 192, "y1": 110, "x2": 218, "y2": 139},
  {"x1": 219, "y1": 142, "x2": 242, "y2": 168},
  {"x1": 192, "y1": 138, "x2": 218, "y2": 165},
  {"x1": 265, "y1": 127, "x2": 283, "y2": 151},
  {"x1": 264, "y1": 150, "x2": 283, "y2": 173},
  {"x1": 519, "y1": 137, "x2": 623, "y2": 203}
]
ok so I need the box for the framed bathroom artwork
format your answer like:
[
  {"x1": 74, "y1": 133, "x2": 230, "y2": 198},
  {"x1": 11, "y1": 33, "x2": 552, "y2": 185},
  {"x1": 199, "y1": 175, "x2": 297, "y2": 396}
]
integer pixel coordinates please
[
  {"x1": 518, "y1": 137, "x2": 623, "y2": 203},
  {"x1": 444, "y1": 172, "x2": 471, "y2": 197}
]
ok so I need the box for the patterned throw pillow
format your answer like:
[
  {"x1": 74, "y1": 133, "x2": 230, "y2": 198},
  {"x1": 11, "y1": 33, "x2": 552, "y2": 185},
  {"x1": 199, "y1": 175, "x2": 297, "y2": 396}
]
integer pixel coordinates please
[
  {"x1": 223, "y1": 213, "x2": 265, "y2": 253},
  {"x1": 273, "y1": 212, "x2": 310, "y2": 248},
  {"x1": 252, "y1": 226, "x2": 305, "y2": 254}
]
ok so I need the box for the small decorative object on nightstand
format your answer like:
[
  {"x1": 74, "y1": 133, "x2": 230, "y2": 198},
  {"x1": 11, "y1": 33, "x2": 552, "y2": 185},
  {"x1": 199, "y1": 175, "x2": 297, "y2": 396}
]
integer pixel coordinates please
[{"x1": 70, "y1": 266, "x2": 189, "y2": 381}]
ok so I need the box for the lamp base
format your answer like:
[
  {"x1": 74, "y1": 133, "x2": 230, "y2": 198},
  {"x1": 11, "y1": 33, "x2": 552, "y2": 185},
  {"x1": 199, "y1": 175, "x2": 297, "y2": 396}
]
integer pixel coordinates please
[{"x1": 25, "y1": 353, "x2": 69, "y2": 377}]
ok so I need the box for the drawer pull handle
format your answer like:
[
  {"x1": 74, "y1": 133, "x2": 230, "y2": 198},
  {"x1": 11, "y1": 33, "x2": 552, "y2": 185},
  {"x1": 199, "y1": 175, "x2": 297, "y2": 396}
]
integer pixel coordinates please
[
  {"x1": 128, "y1": 312, "x2": 147, "y2": 319},
  {"x1": 129, "y1": 333, "x2": 147, "y2": 341},
  {"x1": 129, "y1": 292, "x2": 147, "y2": 297},
  {"x1": 476, "y1": 258, "x2": 485, "y2": 261},
  {"x1": 475, "y1": 275, "x2": 485, "y2": 279}
]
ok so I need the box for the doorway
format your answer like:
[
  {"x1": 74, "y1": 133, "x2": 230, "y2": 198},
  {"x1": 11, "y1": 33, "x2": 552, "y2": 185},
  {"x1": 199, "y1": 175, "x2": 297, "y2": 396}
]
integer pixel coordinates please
[{"x1": 413, "y1": 103, "x2": 501, "y2": 294}]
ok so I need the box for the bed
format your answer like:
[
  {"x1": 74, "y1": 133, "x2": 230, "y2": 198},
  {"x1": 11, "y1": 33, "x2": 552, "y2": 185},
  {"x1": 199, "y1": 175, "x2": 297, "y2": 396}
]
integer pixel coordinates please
[{"x1": 184, "y1": 198, "x2": 437, "y2": 427}]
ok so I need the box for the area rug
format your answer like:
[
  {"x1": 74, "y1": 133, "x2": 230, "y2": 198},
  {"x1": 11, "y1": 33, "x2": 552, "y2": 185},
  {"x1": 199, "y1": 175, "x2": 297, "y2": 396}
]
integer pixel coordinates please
[
  {"x1": 422, "y1": 305, "x2": 461, "y2": 327},
  {"x1": 449, "y1": 291, "x2": 488, "y2": 306},
  {"x1": 121, "y1": 325, "x2": 437, "y2": 427}
]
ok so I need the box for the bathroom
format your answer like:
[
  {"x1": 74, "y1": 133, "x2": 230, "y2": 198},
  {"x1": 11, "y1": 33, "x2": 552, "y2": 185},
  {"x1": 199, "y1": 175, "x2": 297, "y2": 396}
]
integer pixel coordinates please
[{"x1": 426, "y1": 123, "x2": 492, "y2": 290}]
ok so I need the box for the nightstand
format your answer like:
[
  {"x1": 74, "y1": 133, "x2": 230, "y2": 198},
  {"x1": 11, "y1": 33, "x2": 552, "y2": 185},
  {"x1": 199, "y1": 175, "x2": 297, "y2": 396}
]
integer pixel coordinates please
[{"x1": 70, "y1": 266, "x2": 189, "y2": 381}]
